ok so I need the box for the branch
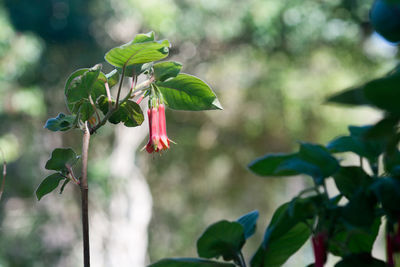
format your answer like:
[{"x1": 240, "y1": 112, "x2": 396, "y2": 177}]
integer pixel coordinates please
[{"x1": 81, "y1": 122, "x2": 91, "y2": 267}]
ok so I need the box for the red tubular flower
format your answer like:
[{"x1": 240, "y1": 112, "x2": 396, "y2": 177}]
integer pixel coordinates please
[
  {"x1": 158, "y1": 103, "x2": 171, "y2": 151},
  {"x1": 145, "y1": 108, "x2": 160, "y2": 153},
  {"x1": 312, "y1": 232, "x2": 327, "y2": 267}
]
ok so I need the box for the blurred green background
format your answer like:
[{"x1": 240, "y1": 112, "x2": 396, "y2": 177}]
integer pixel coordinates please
[{"x1": 0, "y1": 0, "x2": 397, "y2": 266}]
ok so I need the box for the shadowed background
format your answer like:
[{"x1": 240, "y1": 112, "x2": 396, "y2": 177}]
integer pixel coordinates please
[{"x1": 0, "y1": 0, "x2": 397, "y2": 266}]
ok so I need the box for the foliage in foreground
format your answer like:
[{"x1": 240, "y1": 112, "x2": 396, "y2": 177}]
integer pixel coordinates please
[{"x1": 148, "y1": 0, "x2": 400, "y2": 266}]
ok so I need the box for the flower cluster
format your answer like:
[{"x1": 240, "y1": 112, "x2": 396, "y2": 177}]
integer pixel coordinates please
[{"x1": 145, "y1": 103, "x2": 172, "y2": 153}]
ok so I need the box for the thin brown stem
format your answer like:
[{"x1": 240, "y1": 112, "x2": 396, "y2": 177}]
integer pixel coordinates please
[{"x1": 81, "y1": 122, "x2": 91, "y2": 267}]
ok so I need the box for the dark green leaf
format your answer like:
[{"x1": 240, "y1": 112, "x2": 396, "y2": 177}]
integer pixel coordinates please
[
  {"x1": 370, "y1": 177, "x2": 400, "y2": 219},
  {"x1": 248, "y1": 153, "x2": 299, "y2": 176},
  {"x1": 334, "y1": 253, "x2": 386, "y2": 267},
  {"x1": 384, "y1": 150, "x2": 400, "y2": 177},
  {"x1": 363, "y1": 72, "x2": 400, "y2": 114},
  {"x1": 105, "y1": 37, "x2": 170, "y2": 68},
  {"x1": 36, "y1": 173, "x2": 65, "y2": 201},
  {"x1": 277, "y1": 143, "x2": 339, "y2": 183},
  {"x1": 156, "y1": 74, "x2": 222, "y2": 111},
  {"x1": 250, "y1": 202, "x2": 311, "y2": 267},
  {"x1": 237, "y1": 210, "x2": 259, "y2": 239},
  {"x1": 100, "y1": 97, "x2": 144, "y2": 127},
  {"x1": 154, "y1": 61, "x2": 182, "y2": 82},
  {"x1": 45, "y1": 148, "x2": 78, "y2": 172},
  {"x1": 326, "y1": 87, "x2": 369, "y2": 106},
  {"x1": 196, "y1": 220, "x2": 245, "y2": 261},
  {"x1": 148, "y1": 258, "x2": 235, "y2": 267},
  {"x1": 328, "y1": 71, "x2": 400, "y2": 114},
  {"x1": 341, "y1": 191, "x2": 377, "y2": 228},
  {"x1": 364, "y1": 115, "x2": 399, "y2": 139},
  {"x1": 332, "y1": 167, "x2": 372, "y2": 199},
  {"x1": 44, "y1": 113, "x2": 76, "y2": 132},
  {"x1": 327, "y1": 125, "x2": 385, "y2": 161},
  {"x1": 329, "y1": 218, "x2": 381, "y2": 257},
  {"x1": 65, "y1": 64, "x2": 102, "y2": 104}
]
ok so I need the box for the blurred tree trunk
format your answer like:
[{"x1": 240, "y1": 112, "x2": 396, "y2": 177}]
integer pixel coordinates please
[{"x1": 91, "y1": 124, "x2": 152, "y2": 267}]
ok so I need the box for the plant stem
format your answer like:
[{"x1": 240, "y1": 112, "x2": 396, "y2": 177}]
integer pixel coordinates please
[
  {"x1": 115, "y1": 66, "x2": 126, "y2": 110},
  {"x1": 81, "y1": 122, "x2": 91, "y2": 267},
  {"x1": 238, "y1": 252, "x2": 247, "y2": 267}
]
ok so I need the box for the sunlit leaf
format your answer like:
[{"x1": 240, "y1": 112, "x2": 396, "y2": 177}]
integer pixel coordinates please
[{"x1": 156, "y1": 74, "x2": 222, "y2": 111}]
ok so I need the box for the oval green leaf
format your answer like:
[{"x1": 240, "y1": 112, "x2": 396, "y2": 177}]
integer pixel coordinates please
[
  {"x1": 156, "y1": 74, "x2": 222, "y2": 111},
  {"x1": 36, "y1": 173, "x2": 65, "y2": 201},
  {"x1": 105, "y1": 39, "x2": 170, "y2": 68},
  {"x1": 197, "y1": 220, "x2": 245, "y2": 261},
  {"x1": 45, "y1": 148, "x2": 78, "y2": 172}
]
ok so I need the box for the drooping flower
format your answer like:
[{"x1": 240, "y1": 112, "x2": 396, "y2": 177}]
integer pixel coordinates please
[
  {"x1": 158, "y1": 103, "x2": 171, "y2": 151},
  {"x1": 312, "y1": 232, "x2": 327, "y2": 267},
  {"x1": 145, "y1": 107, "x2": 160, "y2": 153}
]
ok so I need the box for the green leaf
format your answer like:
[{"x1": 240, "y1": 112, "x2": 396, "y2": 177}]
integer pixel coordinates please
[
  {"x1": 326, "y1": 87, "x2": 369, "y2": 106},
  {"x1": 44, "y1": 113, "x2": 76, "y2": 132},
  {"x1": 329, "y1": 219, "x2": 381, "y2": 257},
  {"x1": 363, "y1": 72, "x2": 400, "y2": 114},
  {"x1": 327, "y1": 125, "x2": 385, "y2": 161},
  {"x1": 364, "y1": 115, "x2": 400, "y2": 139},
  {"x1": 250, "y1": 202, "x2": 311, "y2": 267},
  {"x1": 334, "y1": 253, "x2": 386, "y2": 267},
  {"x1": 370, "y1": 177, "x2": 400, "y2": 219},
  {"x1": 65, "y1": 64, "x2": 102, "y2": 104},
  {"x1": 276, "y1": 143, "x2": 339, "y2": 183},
  {"x1": 384, "y1": 150, "x2": 400, "y2": 177},
  {"x1": 156, "y1": 74, "x2": 222, "y2": 111},
  {"x1": 45, "y1": 148, "x2": 78, "y2": 172},
  {"x1": 99, "y1": 97, "x2": 144, "y2": 127},
  {"x1": 341, "y1": 191, "x2": 377, "y2": 228},
  {"x1": 105, "y1": 37, "x2": 170, "y2": 68},
  {"x1": 148, "y1": 258, "x2": 235, "y2": 267},
  {"x1": 153, "y1": 61, "x2": 182, "y2": 82},
  {"x1": 105, "y1": 69, "x2": 120, "y2": 88},
  {"x1": 132, "y1": 31, "x2": 155, "y2": 43},
  {"x1": 332, "y1": 167, "x2": 372, "y2": 199},
  {"x1": 118, "y1": 63, "x2": 153, "y2": 77},
  {"x1": 328, "y1": 71, "x2": 400, "y2": 114},
  {"x1": 36, "y1": 173, "x2": 65, "y2": 201},
  {"x1": 196, "y1": 220, "x2": 245, "y2": 261},
  {"x1": 248, "y1": 153, "x2": 299, "y2": 176},
  {"x1": 237, "y1": 210, "x2": 259, "y2": 239},
  {"x1": 77, "y1": 100, "x2": 95, "y2": 122}
]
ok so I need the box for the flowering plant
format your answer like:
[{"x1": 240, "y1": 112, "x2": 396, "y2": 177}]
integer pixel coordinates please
[{"x1": 38, "y1": 31, "x2": 222, "y2": 267}]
